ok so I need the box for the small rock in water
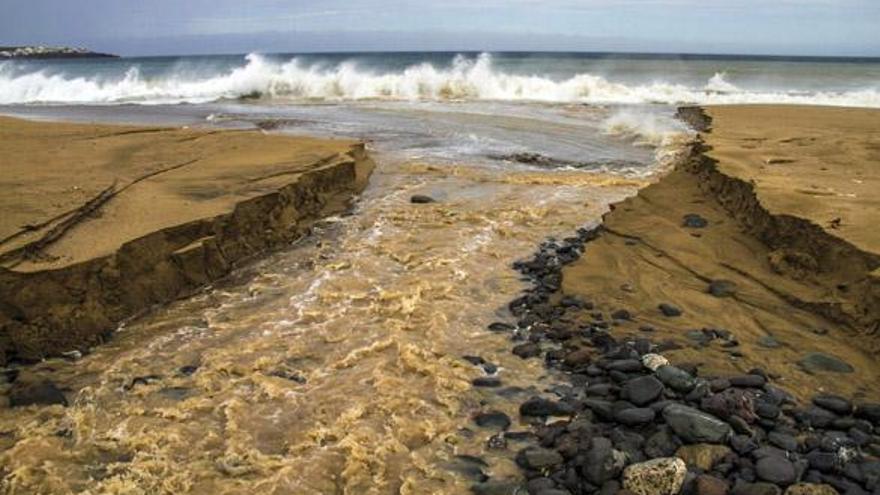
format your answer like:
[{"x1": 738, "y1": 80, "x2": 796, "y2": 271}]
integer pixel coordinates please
[
  {"x1": 621, "y1": 457, "x2": 687, "y2": 495},
  {"x1": 474, "y1": 411, "x2": 511, "y2": 430},
  {"x1": 612, "y1": 309, "x2": 634, "y2": 321},
  {"x1": 410, "y1": 194, "x2": 436, "y2": 204},
  {"x1": 471, "y1": 479, "x2": 522, "y2": 495},
  {"x1": 758, "y1": 335, "x2": 782, "y2": 348},
  {"x1": 797, "y1": 352, "x2": 854, "y2": 374},
  {"x1": 178, "y1": 365, "x2": 199, "y2": 376},
  {"x1": 683, "y1": 213, "x2": 709, "y2": 228},
  {"x1": 708, "y1": 279, "x2": 738, "y2": 298},
  {"x1": 520, "y1": 396, "x2": 574, "y2": 417},
  {"x1": 658, "y1": 303, "x2": 683, "y2": 317},
  {"x1": 512, "y1": 343, "x2": 541, "y2": 359},
  {"x1": 9, "y1": 379, "x2": 68, "y2": 407},
  {"x1": 488, "y1": 322, "x2": 515, "y2": 332},
  {"x1": 472, "y1": 377, "x2": 502, "y2": 388}
]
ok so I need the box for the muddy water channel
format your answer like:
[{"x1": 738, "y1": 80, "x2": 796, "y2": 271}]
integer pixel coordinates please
[{"x1": 0, "y1": 102, "x2": 686, "y2": 494}]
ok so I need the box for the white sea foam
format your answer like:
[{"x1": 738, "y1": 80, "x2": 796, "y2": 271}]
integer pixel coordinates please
[{"x1": 1, "y1": 53, "x2": 879, "y2": 107}]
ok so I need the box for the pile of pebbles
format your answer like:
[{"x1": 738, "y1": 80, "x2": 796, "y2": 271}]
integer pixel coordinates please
[{"x1": 466, "y1": 227, "x2": 880, "y2": 495}]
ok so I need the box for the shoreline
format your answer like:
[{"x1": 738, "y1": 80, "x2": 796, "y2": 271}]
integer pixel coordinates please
[
  {"x1": 0, "y1": 117, "x2": 374, "y2": 364},
  {"x1": 474, "y1": 105, "x2": 880, "y2": 494}
]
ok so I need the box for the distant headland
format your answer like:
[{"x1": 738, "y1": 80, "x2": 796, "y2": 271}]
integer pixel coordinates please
[{"x1": 0, "y1": 45, "x2": 118, "y2": 60}]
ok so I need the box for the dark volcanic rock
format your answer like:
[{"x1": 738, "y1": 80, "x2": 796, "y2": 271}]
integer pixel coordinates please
[
  {"x1": 488, "y1": 322, "x2": 515, "y2": 332},
  {"x1": 410, "y1": 194, "x2": 436, "y2": 204},
  {"x1": 516, "y1": 447, "x2": 564, "y2": 470},
  {"x1": 755, "y1": 456, "x2": 797, "y2": 485},
  {"x1": 683, "y1": 213, "x2": 709, "y2": 228},
  {"x1": 656, "y1": 365, "x2": 697, "y2": 392},
  {"x1": 582, "y1": 437, "x2": 625, "y2": 485},
  {"x1": 662, "y1": 404, "x2": 732, "y2": 444},
  {"x1": 797, "y1": 353, "x2": 854, "y2": 374},
  {"x1": 622, "y1": 375, "x2": 664, "y2": 406},
  {"x1": 729, "y1": 374, "x2": 767, "y2": 388},
  {"x1": 615, "y1": 407, "x2": 657, "y2": 426},
  {"x1": 811, "y1": 395, "x2": 852, "y2": 415},
  {"x1": 475, "y1": 411, "x2": 512, "y2": 430},
  {"x1": 520, "y1": 397, "x2": 574, "y2": 417},
  {"x1": 658, "y1": 303, "x2": 683, "y2": 317},
  {"x1": 730, "y1": 481, "x2": 782, "y2": 495},
  {"x1": 645, "y1": 427, "x2": 682, "y2": 458},
  {"x1": 512, "y1": 343, "x2": 542, "y2": 359},
  {"x1": 855, "y1": 402, "x2": 880, "y2": 424},
  {"x1": 611, "y1": 309, "x2": 634, "y2": 321},
  {"x1": 473, "y1": 377, "x2": 502, "y2": 388},
  {"x1": 9, "y1": 379, "x2": 68, "y2": 407},
  {"x1": 708, "y1": 279, "x2": 738, "y2": 298}
]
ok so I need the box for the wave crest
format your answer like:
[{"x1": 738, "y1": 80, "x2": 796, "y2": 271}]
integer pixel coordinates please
[{"x1": 1, "y1": 53, "x2": 878, "y2": 107}]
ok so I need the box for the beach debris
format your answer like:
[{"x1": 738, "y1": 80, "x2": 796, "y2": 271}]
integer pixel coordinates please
[{"x1": 410, "y1": 194, "x2": 436, "y2": 204}]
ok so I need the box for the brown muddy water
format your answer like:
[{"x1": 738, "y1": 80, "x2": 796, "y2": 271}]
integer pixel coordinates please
[{"x1": 0, "y1": 102, "x2": 688, "y2": 494}]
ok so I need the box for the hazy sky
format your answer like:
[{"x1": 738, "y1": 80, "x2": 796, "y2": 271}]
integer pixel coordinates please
[{"x1": 2, "y1": 0, "x2": 878, "y2": 57}]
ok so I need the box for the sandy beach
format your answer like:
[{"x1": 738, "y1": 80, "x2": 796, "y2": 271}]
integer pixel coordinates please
[
  {"x1": 557, "y1": 105, "x2": 880, "y2": 400},
  {"x1": 0, "y1": 116, "x2": 373, "y2": 363}
]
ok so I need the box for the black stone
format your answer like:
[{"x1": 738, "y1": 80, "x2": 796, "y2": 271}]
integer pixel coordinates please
[
  {"x1": 488, "y1": 322, "x2": 516, "y2": 332},
  {"x1": 708, "y1": 279, "x2": 738, "y2": 298},
  {"x1": 610, "y1": 309, "x2": 633, "y2": 321},
  {"x1": 9, "y1": 380, "x2": 68, "y2": 407},
  {"x1": 475, "y1": 411, "x2": 512, "y2": 430},
  {"x1": 656, "y1": 365, "x2": 697, "y2": 392},
  {"x1": 812, "y1": 394, "x2": 853, "y2": 415},
  {"x1": 473, "y1": 377, "x2": 502, "y2": 388},
  {"x1": 683, "y1": 213, "x2": 709, "y2": 228},
  {"x1": 513, "y1": 343, "x2": 542, "y2": 359},
  {"x1": 410, "y1": 194, "x2": 436, "y2": 204},
  {"x1": 520, "y1": 397, "x2": 575, "y2": 417},
  {"x1": 855, "y1": 402, "x2": 880, "y2": 424},
  {"x1": 755, "y1": 456, "x2": 797, "y2": 485},
  {"x1": 614, "y1": 407, "x2": 656, "y2": 426},
  {"x1": 730, "y1": 374, "x2": 767, "y2": 388},
  {"x1": 658, "y1": 303, "x2": 683, "y2": 317},
  {"x1": 581, "y1": 437, "x2": 622, "y2": 485},
  {"x1": 516, "y1": 447, "x2": 564, "y2": 470},
  {"x1": 605, "y1": 359, "x2": 643, "y2": 373},
  {"x1": 622, "y1": 375, "x2": 664, "y2": 406}
]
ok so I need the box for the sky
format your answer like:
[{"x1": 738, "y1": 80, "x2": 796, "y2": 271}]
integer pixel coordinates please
[{"x1": 1, "y1": 0, "x2": 878, "y2": 57}]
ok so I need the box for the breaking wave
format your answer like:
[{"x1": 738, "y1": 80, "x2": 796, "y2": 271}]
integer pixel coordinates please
[{"x1": 1, "y1": 53, "x2": 879, "y2": 106}]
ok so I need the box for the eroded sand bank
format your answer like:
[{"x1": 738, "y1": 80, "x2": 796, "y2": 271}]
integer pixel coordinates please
[
  {"x1": 560, "y1": 105, "x2": 880, "y2": 401},
  {"x1": 0, "y1": 117, "x2": 374, "y2": 363}
]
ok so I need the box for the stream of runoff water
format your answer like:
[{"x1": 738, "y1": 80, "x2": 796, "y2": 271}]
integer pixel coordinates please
[{"x1": 0, "y1": 99, "x2": 688, "y2": 494}]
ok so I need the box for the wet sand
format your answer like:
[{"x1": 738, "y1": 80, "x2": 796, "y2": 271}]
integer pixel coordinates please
[
  {"x1": 561, "y1": 105, "x2": 880, "y2": 401},
  {"x1": 0, "y1": 116, "x2": 373, "y2": 362}
]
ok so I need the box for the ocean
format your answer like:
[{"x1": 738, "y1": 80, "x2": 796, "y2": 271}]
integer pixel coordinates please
[{"x1": 2, "y1": 51, "x2": 879, "y2": 168}]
